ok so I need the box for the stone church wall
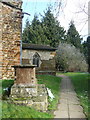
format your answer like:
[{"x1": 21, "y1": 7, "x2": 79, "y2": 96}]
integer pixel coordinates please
[
  {"x1": 22, "y1": 49, "x2": 56, "y2": 72},
  {"x1": 0, "y1": 0, "x2": 22, "y2": 80}
]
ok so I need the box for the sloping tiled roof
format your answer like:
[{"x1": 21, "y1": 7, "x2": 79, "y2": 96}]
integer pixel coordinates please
[{"x1": 22, "y1": 43, "x2": 57, "y2": 51}]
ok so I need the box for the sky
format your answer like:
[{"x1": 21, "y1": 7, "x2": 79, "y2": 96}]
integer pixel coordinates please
[{"x1": 22, "y1": 0, "x2": 89, "y2": 41}]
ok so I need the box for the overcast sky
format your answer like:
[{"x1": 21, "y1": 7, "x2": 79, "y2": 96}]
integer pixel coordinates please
[{"x1": 22, "y1": 0, "x2": 89, "y2": 41}]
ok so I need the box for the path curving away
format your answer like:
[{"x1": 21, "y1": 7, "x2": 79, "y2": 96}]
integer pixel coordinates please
[{"x1": 54, "y1": 75, "x2": 86, "y2": 119}]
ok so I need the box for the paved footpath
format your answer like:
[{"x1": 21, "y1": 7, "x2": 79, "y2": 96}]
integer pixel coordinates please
[{"x1": 54, "y1": 75, "x2": 86, "y2": 119}]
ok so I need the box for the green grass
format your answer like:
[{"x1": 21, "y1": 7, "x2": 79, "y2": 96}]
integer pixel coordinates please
[
  {"x1": 0, "y1": 80, "x2": 14, "y2": 95},
  {"x1": 0, "y1": 80, "x2": 2, "y2": 95},
  {"x1": 2, "y1": 101, "x2": 52, "y2": 119},
  {"x1": 62, "y1": 72, "x2": 89, "y2": 118},
  {"x1": 1, "y1": 75, "x2": 61, "y2": 118},
  {"x1": 37, "y1": 75, "x2": 61, "y2": 111}
]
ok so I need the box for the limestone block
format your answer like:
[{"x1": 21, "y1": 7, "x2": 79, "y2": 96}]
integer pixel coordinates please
[
  {"x1": 31, "y1": 101, "x2": 48, "y2": 112},
  {"x1": 10, "y1": 84, "x2": 48, "y2": 112},
  {"x1": 10, "y1": 84, "x2": 38, "y2": 98}
]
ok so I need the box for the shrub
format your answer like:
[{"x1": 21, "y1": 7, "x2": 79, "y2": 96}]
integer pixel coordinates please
[{"x1": 56, "y1": 43, "x2": 88, "y2": 72}]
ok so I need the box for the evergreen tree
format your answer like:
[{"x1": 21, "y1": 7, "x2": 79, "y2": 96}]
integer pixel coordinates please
[
  {"x1": 22, "y1": 7, "x2": 66, "y2": 47},
  {"x1": 82, "y1": 40, "x2": 88, "y2": 59},
  {"x1": 82, "y1": 37, "x2": 90, "y2": 73},
  {"x1": 42, "y1": 7, "x2": 66, "y2": 47},
  {"x1": 67, "y1": 21, "x2": 83, "y2": 50},
  {"x1": 31, "y1": 14, "x2": 42, "y2": 44},
  {"x1": 32, "y1": 14, "x2": 40, "y2": 28},
  {"x1": 87, "y1": 36, "x2": 90, "y2": 72},
  {"x1": 22, "y1": 19, "x2": 31, "y2": 43},
  {"x1": 31, "y1": 14, "x2": 49, "y2": 45}
]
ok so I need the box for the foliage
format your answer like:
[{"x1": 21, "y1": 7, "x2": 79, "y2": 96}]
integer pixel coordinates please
[
  {"x1": 22, "y1": 19, "x2": 38, "y2": 44},
  {"x1": 0, "y1": 80, "x2": 14, "y2": 95},
  {"x1": 87, "y1": 36, "x2": 90, "y2": 72},
  {"x1": 82, "y1": 36, "x2": 90, "y2": 73},
  {"x1": 0, "y1": 80, "x2": 2, "y2": 95},
  {"x1": 2, "y1": 80, "x2": 14, "y2": 89},
  {"x1": 22, "y1": 7, "x2": 66, "y2": 47},
  {"x1": 41, "y1": 7, "x2": 66, "y2": 47},
  {"x1": 65, "y1": 72, "x2": 89, "y2": 117},
  {"x1": 82, "y1": 40, "x2": 88, "y2": 59},
  {"x1": 66, "y1": 21, "x2": 83, "y2": 51},
  {"x1": 56, "y1": 42, "x2": 88, "y2": 72}
]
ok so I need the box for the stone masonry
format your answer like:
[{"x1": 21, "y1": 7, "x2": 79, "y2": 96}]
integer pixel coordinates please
[
  {"x1": 10, "y1": 65, "x2": 48, "y2": 112},
  {"x1": 0, "y1": 0, "x2": 22, "y2": 80}
]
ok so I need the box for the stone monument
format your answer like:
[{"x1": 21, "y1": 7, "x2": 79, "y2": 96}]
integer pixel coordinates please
[
  {"x1": 10, "y1": 65, "x2": 48, "y2": 112},
  {"x1": 10, "y1": 65, "x2": 38, "y2": 98}
]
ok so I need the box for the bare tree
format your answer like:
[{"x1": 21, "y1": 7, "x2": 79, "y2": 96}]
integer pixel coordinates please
[{"x1": 53, "y1": 0, "x2": 67, "y2": 17}]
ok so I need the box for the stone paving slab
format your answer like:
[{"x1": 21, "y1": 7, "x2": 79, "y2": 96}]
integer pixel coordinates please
[
  {"x1": 70, "y1": 111, "x2": 86, "y2": 118},
  {"x1": 57, "y1": 103, "x2": 68, "y2": 111},
  {"x1": 59, "y1": 99, "x2": 68, "y2": 104},
  {"x1": 54, "y1": 118, "x2": 86, "y2": 120},
  {"x1": 69, "y1": 105, "x2": 83, "y2": 112},
  {"x1": 60, "y1": 94, "x2": 77, "y2": 98},
  {"x1": 68, "y1": 99, "x2": 80, "y2": 105},
  {"x1": 67, "y1": 96, "x2": 80, "y2": 101},
  {"x1": 59, "y1": 97, "x2": 80, "y2": 105},
  {"x1": 67, "y1": 91, "x2": 77, "y2": 94},
  {"x1": 54, "y1": 75, "x2": 86, "y2": 119},
  {"x1": 54, "y1": 111, "x2": 69, "y2": 118},
  {"x1": 67, "y1": 95, "x2": 79, "y2": 100}
]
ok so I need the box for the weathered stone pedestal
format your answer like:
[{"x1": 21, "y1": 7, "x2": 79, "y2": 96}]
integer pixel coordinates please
[{"x1": 10, "y1": 65, "x2": 48, "y2": 112}]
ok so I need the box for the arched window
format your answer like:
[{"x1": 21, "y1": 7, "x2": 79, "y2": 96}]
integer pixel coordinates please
[{"x1": 33, "y1": 53, "x2": 40, "y2": 67}]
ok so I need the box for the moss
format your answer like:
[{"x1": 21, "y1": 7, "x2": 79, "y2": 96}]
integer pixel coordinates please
[{"x1": 13, "y1": 97, "x2": 31, "y2": 101}]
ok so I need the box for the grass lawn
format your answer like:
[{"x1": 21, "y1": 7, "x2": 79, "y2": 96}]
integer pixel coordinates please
[
  {"x1": 2, "y1": 101, "x2": 52, "y2": 119},
  {"x1": 37, "y1": 75, "x2": 61, "y2": 111},
  {"x1": 58, "y1": 72, "x2": 89, "y2": 118},
  {"x1": 0, "y1": 80, "x2": 2, "y2": 95},
  {"x1": 1, "y1": 75, "x2": 61, "y2": 118}
]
